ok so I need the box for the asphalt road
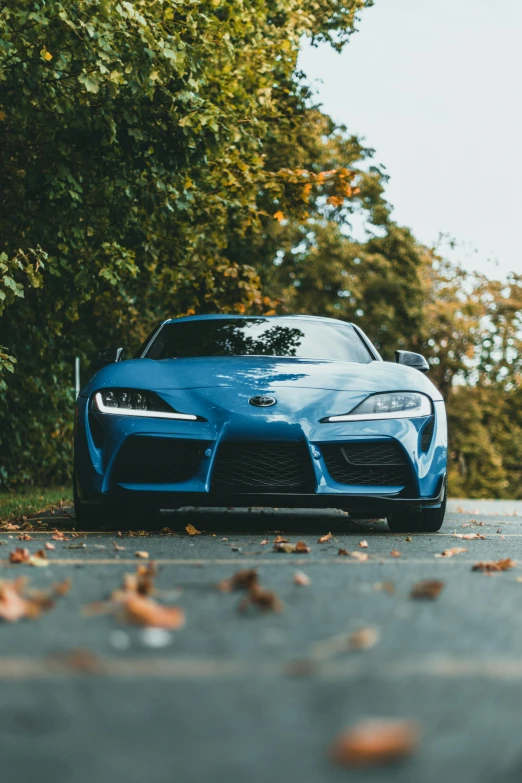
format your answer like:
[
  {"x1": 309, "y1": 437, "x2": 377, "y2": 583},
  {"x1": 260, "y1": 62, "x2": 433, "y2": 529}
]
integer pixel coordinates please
[{"x1": 2, "y1": 500, "x2": 522, "y2": 783}]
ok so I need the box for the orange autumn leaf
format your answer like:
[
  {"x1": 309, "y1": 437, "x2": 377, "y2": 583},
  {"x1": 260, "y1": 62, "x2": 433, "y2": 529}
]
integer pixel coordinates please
[
  {"x1": 318, "y1": 532, "x2": 333, "y2": 543},
  {"x1": 330, "y1": 719, "x2": 420, "y2": 766},
  {"x1": 185, "y1": 523, "x2": 201, "y2": 536}
]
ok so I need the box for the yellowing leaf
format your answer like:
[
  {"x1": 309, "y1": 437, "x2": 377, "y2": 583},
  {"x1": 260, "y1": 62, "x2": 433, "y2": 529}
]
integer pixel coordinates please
[{"x1": 185, "y1": 523, "x2": 201, "y2": 536}]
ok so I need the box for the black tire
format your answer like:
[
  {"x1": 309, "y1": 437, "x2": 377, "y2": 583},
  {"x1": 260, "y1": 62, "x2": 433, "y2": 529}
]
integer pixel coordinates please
[{"x1": 387, "y1": 484, "x2": 447, "y2": 534}]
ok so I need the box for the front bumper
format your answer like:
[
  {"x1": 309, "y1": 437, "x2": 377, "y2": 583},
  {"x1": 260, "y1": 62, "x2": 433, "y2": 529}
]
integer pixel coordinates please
[{"x1": 74, "y1": 394, "x2": 447, "y2": 515}]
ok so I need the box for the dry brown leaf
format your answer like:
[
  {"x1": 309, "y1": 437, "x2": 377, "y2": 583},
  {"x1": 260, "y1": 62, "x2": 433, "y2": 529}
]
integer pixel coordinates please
[
  {"x1": 390, "y1": 550, "x2": 401, "y2": 558},
  {"x1": 404, "y1": 536, "x2": 412, "y2": 542},
  {"x1": 435, "y1": 547, "x2": 468, "y2": 558},
  {"x1": 293, "y1": 571, "x2": 311, "y2": 587},
  {"x1": 260, "y1": 539, "x2": 269, "y2": 545},
  {"x1": 3, "y1": 523, "x2": 20, "y2": 531},
  {"x1": 338, "y1": 548, "x2": 349, "y2": 557},
  {"x1": 330, "y1": 719, "x2": 420, "y2": 766},
  {"x1": 410, "y1": 579, "x2": 444, "y2": 600},
  {"x1": 113, "y1": 543, "x2": 126, "y2": 551},
  {"x1": 18, "y1": 534, "x2": 32, "y2": 541},
  {"x1": 273, "y1": 541, "x2": 311, "y2": 554},
  {"x1": 45, "y1": 542, "x2": 55, "y2": 551},
  {"x1": 185, "y1": 523, "x2": 201, "y2": 536},
  {"x1": 135, "y1": 551, "x2": 149, "y2": 559},
  {"x1": 239, "y1": 583, "x2": 283, "y2": 613},
  {"x1": 9, "y1": 547, "x2": 30, "y2": 564},
  {"x1": 472, "y1": 558, "x2": 516, "y2": 573},
  {"x1": 51, "y1": 529, "x2": 69, "y2": 541},
  {"x1": 217, "y1": 569, "x2": 258, "y2": 592},
  {"x1": 359, "y1": 540, "x2": 368, "y2": 549},
  {"x1": 273, "y1": 535, "x2": 289, "y2": 544},
  {"x1": 28, "y1": 549, "x2": 49, "y2": 567},
  {"x1": 53, "y1": 578, "x2": 72, "y2": 596},
  {"x1": 122, "y1": 594, "x2": 185, "y2": 628},
  {"x1": 0, "y1": 576, "x2": 68, "y2": 622},
  {"x1": 318, "y1": 532, "x2": 333, "y2": 543},
  {"x1": 453, "y1": 533, "x2": 486, "y2": 540},
  {"x1": 295, "y1": 540, "x2": 311, "y2": 553},
  {"x1": 471, "y1": 520, "x2": 485, "y2": 526}
]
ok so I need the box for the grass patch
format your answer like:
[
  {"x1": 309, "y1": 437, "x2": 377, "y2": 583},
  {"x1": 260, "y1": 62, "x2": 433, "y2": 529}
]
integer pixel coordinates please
[{"x1": 0, "y1": 487, "x2": 72, "y2": 523}]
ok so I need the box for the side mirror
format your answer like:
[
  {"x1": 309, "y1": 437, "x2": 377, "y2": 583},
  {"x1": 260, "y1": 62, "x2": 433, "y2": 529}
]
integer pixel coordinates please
[
  {"x1": 91, "y1": 347, "x2": 123, "y2": 372},
  {"x1": 395, "y1": 350, "x2": 429, "y2": 373}
]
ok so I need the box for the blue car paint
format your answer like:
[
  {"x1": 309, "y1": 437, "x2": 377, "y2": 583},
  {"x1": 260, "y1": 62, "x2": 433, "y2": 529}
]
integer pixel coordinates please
[{"x1": 74, "y1": 315, "x2": 447, "y2": 513}]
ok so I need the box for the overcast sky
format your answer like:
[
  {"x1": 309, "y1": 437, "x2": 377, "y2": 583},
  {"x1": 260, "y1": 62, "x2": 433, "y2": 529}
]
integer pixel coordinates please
[{"x1": 298, "y1": 0, "x2": 522, "y2": 280}]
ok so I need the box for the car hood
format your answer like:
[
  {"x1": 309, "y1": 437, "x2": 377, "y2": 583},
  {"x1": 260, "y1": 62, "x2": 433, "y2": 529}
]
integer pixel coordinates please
[{"x1": 83, "y1": 356, "x2": 442, "y2": 400}]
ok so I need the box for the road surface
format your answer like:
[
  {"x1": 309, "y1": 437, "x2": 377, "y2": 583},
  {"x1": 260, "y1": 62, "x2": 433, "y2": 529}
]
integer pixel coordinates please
[{"x1": 1, "y1": 500, "x2": 522, "y2": 783}]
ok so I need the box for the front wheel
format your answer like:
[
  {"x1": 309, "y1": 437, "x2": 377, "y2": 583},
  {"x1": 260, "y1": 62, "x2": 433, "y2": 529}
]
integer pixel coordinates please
[{"x1": 387, "y1": 486, "x2": 446, "y2": 534}]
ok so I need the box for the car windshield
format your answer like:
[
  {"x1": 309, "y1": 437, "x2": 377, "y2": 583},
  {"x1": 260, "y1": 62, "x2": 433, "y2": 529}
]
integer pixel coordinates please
[{"x1": 144, "y1": 318, "x2": 373, "y2": 363}]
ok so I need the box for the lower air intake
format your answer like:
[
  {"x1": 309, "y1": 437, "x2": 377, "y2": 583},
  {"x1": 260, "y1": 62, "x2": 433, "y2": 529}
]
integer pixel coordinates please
[
  {"x1": 322, "y1": 441, "x2": 411, "y2": 486},
  {"x1": 212, "y1": 441, "x2": 314, "y2": 492},
  {"x1": 112, "y1": 437, "x2": 206, "y2": 484}
]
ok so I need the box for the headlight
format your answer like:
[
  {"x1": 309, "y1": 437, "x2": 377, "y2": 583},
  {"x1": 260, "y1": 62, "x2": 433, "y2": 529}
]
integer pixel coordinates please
[
  {"x1": 94, "y1": 388, "x2": 201, "y2": 421},
  {"x1": 323, "y1": 392, "x2": 432, "y2": 422}
]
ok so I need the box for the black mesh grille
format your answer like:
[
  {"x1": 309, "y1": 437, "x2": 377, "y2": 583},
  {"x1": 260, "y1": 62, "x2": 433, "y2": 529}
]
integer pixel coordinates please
[
  {"x1": 112, "y1": 437, "x2": 207, "y2": 484},
  {"x1": 212, "y1": 441, "x2": 314, "y2": 492},
  {"x1": 420, "y1": 416, "x2": 435, "y2": 452},
  {"x1": 321, "y1": 441, "x2": 410, "y2": 486}
]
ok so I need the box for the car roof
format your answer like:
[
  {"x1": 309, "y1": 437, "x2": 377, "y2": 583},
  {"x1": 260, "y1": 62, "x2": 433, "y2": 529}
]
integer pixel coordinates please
[{"x1": 164, "y1": 314, "x2": 357, "y2": 327}]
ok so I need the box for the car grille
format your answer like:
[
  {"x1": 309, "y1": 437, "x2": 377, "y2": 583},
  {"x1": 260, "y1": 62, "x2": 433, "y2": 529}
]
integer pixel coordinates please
[
  {"x1": 212, "y1": 441, "x2": 314, "y2": 492},
  {"x1": 112, "y1": 437, "x2": 207, "y2": 484},
  {"x1": 321, "y1": 441, "x2": 411, "y2": 486},
  {"x1": 420, "y1": 416, "x2": 435, "y2": 452}
]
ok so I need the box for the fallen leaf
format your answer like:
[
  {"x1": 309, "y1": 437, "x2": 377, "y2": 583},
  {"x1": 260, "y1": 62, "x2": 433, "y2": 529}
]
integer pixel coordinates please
[
  {"x1": 453, "y1": 533, "x2": 486, "y2": 540},
  {"x1": 435, "y1": 547, "x2": 468, "y2": 558},
  {"x1": 318, "y1": 532, "x2": 333, "y2": 543},
  {"x1": 28, "y1": 549, "x2": 49, "y2": 567},
  {"x1": 471, "y1": 520, "x2": 485, "y2": 526},
  {"x1": 113, "y1": 543, "x2": 126, "y2": 551},
  {"x1": 45, "y1": 542, "x2": 55, "y2": 551},
  {"x1": 410, "y1": 579, "x2": 444, "y2": 600},
  {"x1": 53, "y1": 578, "x2": 72, "y2": 596},
  {"x1": 135, "y1": 551, "x2": 149, "y2": 559},
  {"x1": 65, "y1": 543, "x2": 87, "y2": 549},
  {"x1": 405, "y1": 536, "x2": 412, "y2": 542},
  {"x1": 122, "y1": 594, "x2": 185, "y2": 629},
  {"x1": 295, "y1": 540, "x2": 311, "y2": 553},
  {"x1": 293, "y1": 571, "x2": 311, "y2": 586},
  {"x1": 273, "y1": 535, "x2": 288, "y2": 544},
  {"x1": 348, "y1": 626, "x2": 379, "y2": 650},
  {"x1": 390, "y1": 550, "x2": 401, "y2": 558},
  {"x1": 330, "y1": 719, "x2": 420, "y2": 766},
  {"x1": 3, "y1": 523, "x2": 20, "y2": 531},
  {"x1": 461, "y1": 523, "x2": 472, "y2": 527},
  {"x1": 18, "y1": 534, "x2": 32, "y2": 541},
  {"x1": 0, "y1": 577, "x2": 69, "y2": 622},
  {"x1": 260, "y1": 539, "x2": 269, "y2": 545},
  {"x1": 9, "y1": 548, "x2": 30, "y2": 564},
  {"x1": 185, "y1": 524, "x2": 201, "y2": 536},
  {"x1": 338, "y1": 548, "x2": 349, "y2": 556},
  {"x1": 273, "y1": 541, "x2": 310, "y2": 554},
  {"x1": 217, "y1": 569, "x2": 258, "y2": 592},
  {"x1": 52, "y1": 531, "x2": 69, "y2": 541},
  {"x1": 359, "y1": 540, "x2": 368, "y2": 549},
  {"x1": 239, "y1": 583, "x2": 283, "y2": 613},
  {"x1": 497, "y1": 528, "x2": 502, "y2": 534},
  {"x1": 472, "y1": 558, "x2": 516, "y2": 573}
]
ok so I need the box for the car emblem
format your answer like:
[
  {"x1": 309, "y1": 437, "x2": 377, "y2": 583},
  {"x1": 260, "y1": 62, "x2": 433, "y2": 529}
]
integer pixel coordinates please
[{"x1": 249, "y1": 395, "x2": 277, "y2": 408}]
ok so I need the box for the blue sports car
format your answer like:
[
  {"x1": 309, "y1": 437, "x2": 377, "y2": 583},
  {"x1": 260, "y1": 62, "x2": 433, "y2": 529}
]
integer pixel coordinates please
[{"x1": 74, "y1": 314, "x2": 447, "y2": 532}]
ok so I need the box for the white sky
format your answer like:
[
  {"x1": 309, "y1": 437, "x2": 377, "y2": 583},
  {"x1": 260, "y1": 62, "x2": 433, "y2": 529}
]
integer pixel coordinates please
[{"x1": 298, "y1": 0, "x2": 522, "y2": 280}]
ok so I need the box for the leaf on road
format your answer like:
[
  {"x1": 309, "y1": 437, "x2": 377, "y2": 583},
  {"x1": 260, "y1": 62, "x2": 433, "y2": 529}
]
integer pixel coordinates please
[
  {"x1": 273, "y1": 541, "x2": 310, "y2": 553},
  {"x1": 318, "y1": 532, "x2": 333, "y2": 543},
  {"x1": 113, "y1": 543, "x2": 126, "y2": 551},
  {"x1": 122, "y1": 594, "x2": 185, "y2": 629},
  {"x1": 135, "y1": 551, "x2": 149, "y2": 559},
  {"x1": 260, "y1": 539, "x2": 269, "y2": 545},
  {"x1": 453, "y1": 533, "x2": 486, "y2": 540},
  {"x1": 52, "y1": 529, "x2": 69, "y2": 541},
  {"x1": 18, "y1": 534, "x2": 32, "y2": 541},
  {"x1": 28, "y1": 549, "x2": 49, "y2": 567},
  {"x1": 9, "y1": 547, "x2": 30, "y2": 564},
  {"x1": 45, "y1": 542, "x2": 55, "y2": 550},
  {"x1": 374, "y1": 581, "x2": 395, "y2": 594},
  {"x1": 0, "y1": 576, "x2": 69, "y2": 622},
  {"x1": 410, "y1": 579, "x2": 444, "y2": 600},
  {"x1": 435, "y1": 547, "x2": 468, "y2": 558},
  {"x1": 185, "y1": 524, "x2": 201, "y2": 536},
  {"x1": 405, "y1": 536, "x2": 412, "y2": 542},
  {"x1": 239, "y1": 584, "x2": 283, "y2": 613},
  {"x1": 472, "y1": 558, "x2": 516, "y2": 572},
  {"x1": 293, "y1": 571, "x2": 311, "y2": 586},
  {"x1": 3, "y1": 523, "x2": 20, "y2": 531},
  {"x1": 350, "y1": 551, "x2": 369, "y2": 562},
  {"x1": 471, "y1": 520, "x2": 485, "y2": 526},
  {"x1": 348, "y1": 626, "x2": 380, "y2": 650},
  {"x1": 359, "y1": 540, "x2": 368, "y2": 549},
  {"x1": 217, "y1": 569, "x2": 258, "y2": 592},
  {"x1": 390, "y1": 550, "x2": 401, "y2": 558},
  {"x1": 330, "y1": 719, "x2": 420, "y2": 766},
  {"x1": 273, "y1": 535, "x2": 288, "y2": 544},
  {"x1": 338, "y1": 548, "x2": 349, "y2": 556}
]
